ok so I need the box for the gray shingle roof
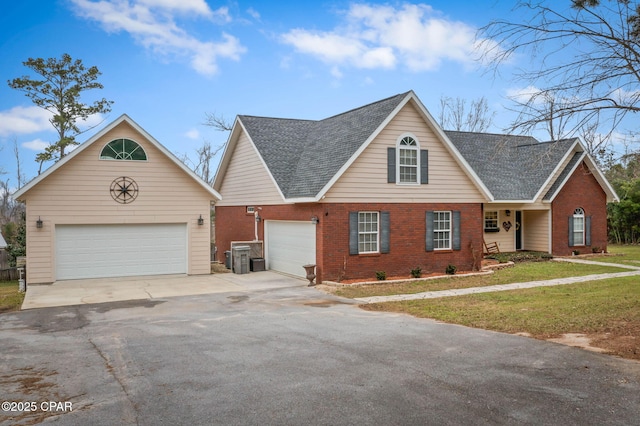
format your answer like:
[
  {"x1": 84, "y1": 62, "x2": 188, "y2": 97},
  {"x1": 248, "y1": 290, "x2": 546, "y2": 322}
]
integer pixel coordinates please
[
  {"x1": 446, "y1": 131, "x2": 579, "y2": 200},
  {"x1": 239, "y1": 92, "x2": 409, "y2": 199}
]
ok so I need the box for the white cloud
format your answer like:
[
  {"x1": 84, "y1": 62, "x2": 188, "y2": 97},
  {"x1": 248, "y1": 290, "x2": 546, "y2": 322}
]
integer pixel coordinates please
[
  {"x1": 281, "y1": 3, "x2": 489, "y2": 73},
  {"x1": 138, "y1": 0, "x2": 214, "y2": 16},
  {"x1": 506, "y1": 86, "x2": 543, "y2": 104},
  {"x1": 185, "y1": 128, "x2": 200, "y2": 139},
  {"x1": 22, "y1": 138, "x2": 50, "y2": 151},
  {"x1": 246, "y1": 7, "x2": 260, "y2": 21},
  {"x1": 0, "y1": 106, "x2": 52, "y2": 136},
  {"x1": 70, "y1": 0, "x2": 245, "y2": 75}
]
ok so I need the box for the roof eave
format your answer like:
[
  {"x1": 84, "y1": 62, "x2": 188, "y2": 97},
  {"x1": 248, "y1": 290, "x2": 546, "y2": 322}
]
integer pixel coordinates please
[{"x1": 408, "y1": 94, "x2": 494, "y2": 202}]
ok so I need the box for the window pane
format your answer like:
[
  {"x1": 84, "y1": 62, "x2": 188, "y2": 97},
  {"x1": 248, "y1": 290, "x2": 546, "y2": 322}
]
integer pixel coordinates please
[
  {"x1": 358, "y1": 212, "x2": 379, "y2": 253},
  {"x1": 433, "y1": 211, "x2": 451, "y2": 250}
]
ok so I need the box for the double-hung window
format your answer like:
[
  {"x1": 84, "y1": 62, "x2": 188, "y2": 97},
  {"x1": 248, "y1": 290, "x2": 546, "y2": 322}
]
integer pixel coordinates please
[
  {"x1": 358, "y1": 212, "x2": 379, "y2": 253},
  {"x1": 572, "y1": 208, "x2": 585, "y2": 246},
  {"x1": 484, "y1": 211, "x2": 499, "y2": 232},
  {"x1": 398, "y1": 136, "x2": 418, "y2": 183},
  {"x1": 433, "y1": 211, "x2": 452, "y2": 250}
]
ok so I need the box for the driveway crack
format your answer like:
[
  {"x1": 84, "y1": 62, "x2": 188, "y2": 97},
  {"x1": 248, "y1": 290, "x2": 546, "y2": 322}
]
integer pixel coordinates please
[{"x1": 89, "y1": 338, "x2": 140, "y2": 425}]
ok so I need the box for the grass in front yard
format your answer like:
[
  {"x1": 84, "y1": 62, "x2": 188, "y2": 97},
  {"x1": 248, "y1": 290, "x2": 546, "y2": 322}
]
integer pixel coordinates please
[
  {"x1": 362, "y1": 276, "x2": 640, "y2": 360},
  {"x1": 334, "y1": 261, "x2": 625, "y2": 299},
  {"x1": 0, "y1": 281, "x2": 24, "y2": 313},
  {"x1": 591, "y1": 244, "x2": 640, "y2": 267}
]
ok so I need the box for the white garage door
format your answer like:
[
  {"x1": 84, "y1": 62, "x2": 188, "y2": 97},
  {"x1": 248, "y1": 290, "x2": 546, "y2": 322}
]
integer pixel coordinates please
[
  {"x1": 265, "y1": 221, "x2": 316, "y2": 278},
  {"x1": 56, "y1": 224, "x2": 187, "y2": 280}
]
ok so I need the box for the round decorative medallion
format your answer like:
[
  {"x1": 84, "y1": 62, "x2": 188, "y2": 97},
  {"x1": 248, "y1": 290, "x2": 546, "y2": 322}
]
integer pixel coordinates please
[{"x1": 110, "y1": 176, "x2": 139, "y2": 204}]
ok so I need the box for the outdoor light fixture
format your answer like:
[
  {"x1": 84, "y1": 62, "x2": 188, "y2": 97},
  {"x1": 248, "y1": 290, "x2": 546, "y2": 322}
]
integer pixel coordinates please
[
  {"x1": 198, "y1": 215, "x2": 204, "y2": 226},
  {"x1": 36, "y1": 216, "x2": 43, "y2": 229},
  {"x1": 311, "y1": 216, "x2": 319, "y2": 224}
]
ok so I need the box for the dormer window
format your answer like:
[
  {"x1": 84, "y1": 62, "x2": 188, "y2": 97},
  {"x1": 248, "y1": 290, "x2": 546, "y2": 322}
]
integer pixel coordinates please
[
  {"x1": 387, "y1": 134, "x2": 428, "y2": 185},
  {"x1": 100, "y1": 139, "x2": 147, "y2": 161}
]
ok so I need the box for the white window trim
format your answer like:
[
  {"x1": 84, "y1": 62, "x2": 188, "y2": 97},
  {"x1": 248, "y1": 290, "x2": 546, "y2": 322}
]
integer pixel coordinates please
[
  {"x1": 396, "y1": 133, "x2": 420, "y2": 185},
  {"x1": 434, "y1": 211, "x2": 452, "y2": 250},
  {"x1": 99, "y1": 138, "x2": 148, "y2": 161},
  {"x1": 484, "y1": 211, "x2": 499, "y2": 231},
  {"x1": 358, "y1": 211, "x2": 380, "y2": 254},
  {"x1": 573, "y1": 207, "x2": 585, "y2": 246}
]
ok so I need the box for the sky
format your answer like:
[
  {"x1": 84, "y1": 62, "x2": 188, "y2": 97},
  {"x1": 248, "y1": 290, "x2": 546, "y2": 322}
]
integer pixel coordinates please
[{"x1": 0, "y1": 0, "x2": 577, "y2": 186}]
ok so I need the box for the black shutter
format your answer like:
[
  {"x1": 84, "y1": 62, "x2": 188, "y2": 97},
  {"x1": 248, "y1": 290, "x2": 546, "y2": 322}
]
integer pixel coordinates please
[
  {"x1": 426, "y1": 211, "x2": 434, "y2": 252},
  {"x1": 586, "y1": 216, "x2": 592, "y2": 246},
  {"x1": 568, "y1": 216, "x2": 574, "y2": 247},
  {"x1": 420, "y1": 150, "x2": 429, "y2": 184},
  {"x1": 452, "y1": 211, "x2": 461, "y2": 251},
  {"x1": 380, "y1": 211, "x2": 390, "y2": 254},
  {"x1": 349, "y1": 212, "x2": 359, "y2": 255},
  {"x1": 387, "y1": 147, "x2": 396, "y2": 183}
]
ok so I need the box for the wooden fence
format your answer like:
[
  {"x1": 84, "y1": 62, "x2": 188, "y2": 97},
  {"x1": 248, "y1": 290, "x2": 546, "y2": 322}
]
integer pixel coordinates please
[{"x1": 0, "y1": 268, "x2": 20, "y2": 281}]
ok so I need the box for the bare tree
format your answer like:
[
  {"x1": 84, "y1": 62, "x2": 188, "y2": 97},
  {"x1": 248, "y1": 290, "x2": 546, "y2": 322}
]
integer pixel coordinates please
[
  {"x1": 12, "y1": 138, "x2": 25, "y2": 190},
  {"x1": 203, "y1": 112, "x2": 233, "y2": 132},
  {"x1": 478, "y1": 0, "x2": 640, "y2": 143},
  {"x1": 438, "y1": 96, "x2": 495, "y2": 132}
]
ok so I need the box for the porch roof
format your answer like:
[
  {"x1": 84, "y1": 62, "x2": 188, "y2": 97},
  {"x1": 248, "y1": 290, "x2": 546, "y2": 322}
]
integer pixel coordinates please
[{"x1": 445, "y1": 131, "x2": 577, "y2": 201}]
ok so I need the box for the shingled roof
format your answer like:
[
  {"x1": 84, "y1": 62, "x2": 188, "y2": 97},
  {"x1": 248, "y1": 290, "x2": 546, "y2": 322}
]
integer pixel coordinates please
[
  {"x1": 445, "y1": 131, "x2": 579, "y2": 201},
  {"x1": 238, "y1": 92, "x2": 410, "y2": 199}
]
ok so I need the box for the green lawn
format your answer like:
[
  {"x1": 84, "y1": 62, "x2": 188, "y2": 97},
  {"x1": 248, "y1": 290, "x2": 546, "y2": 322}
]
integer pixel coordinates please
[
  {"x1": 590, "y1": 244, "x2": 640, "y2": 266},
  {"x1": 352, "y1": 245, "x2": 640, "y2": 360},
  {"x1": 334, "y1": 260, "x2": 626, "y2": 299},
  {"x1": 365, "y1": 276, "x2": 640, "y2": 337},
  {"x1": 0, "y1": 281, "x2": 24, "y2": 313}
]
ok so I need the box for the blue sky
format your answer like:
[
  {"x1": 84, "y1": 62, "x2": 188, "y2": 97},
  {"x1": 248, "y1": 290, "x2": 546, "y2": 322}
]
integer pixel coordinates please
[{"x1": 0, "y1": 0, "x2": 551, "y2": 184}]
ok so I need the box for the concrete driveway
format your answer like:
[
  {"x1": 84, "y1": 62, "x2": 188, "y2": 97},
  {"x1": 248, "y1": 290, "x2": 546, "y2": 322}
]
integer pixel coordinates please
[
  {"x1": 21, "y1": 271, "x2": 306, "y2": 309},
  {"x1": 2, "y1": 282, "x2": 640, "y2": 425}
]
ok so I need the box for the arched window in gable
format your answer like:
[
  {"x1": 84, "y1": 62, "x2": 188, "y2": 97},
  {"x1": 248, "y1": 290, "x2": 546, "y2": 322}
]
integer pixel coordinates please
[{"x1": 100, "y1": 139, "x2": 147, "y2": 161}]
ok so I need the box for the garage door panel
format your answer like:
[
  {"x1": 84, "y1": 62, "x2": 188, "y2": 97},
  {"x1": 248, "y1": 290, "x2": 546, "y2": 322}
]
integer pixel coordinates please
[
  {"x1": 266, "y1": 221, "x2": 316, "y2": 278},
  {"x1": 56, "y1": 224, "x2": 187, "y2": 280}
]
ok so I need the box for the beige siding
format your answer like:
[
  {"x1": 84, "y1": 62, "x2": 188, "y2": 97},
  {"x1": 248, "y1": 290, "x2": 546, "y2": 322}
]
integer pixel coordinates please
[
  {"x1": 483, "y1": 209, "x2": 515, "y2": 252},
  {"x1": 217, "y1": 131, "x2": 283, "y2": 206},
  {"x1": 22, "y1": 121, "x2": 213, "y2": 284},
  {"x1": 324, "y1": 102, "x2": 486, "y2": 203},
  {"x1": 523, "y1": 210, "x2": 550, "y2": 252}
]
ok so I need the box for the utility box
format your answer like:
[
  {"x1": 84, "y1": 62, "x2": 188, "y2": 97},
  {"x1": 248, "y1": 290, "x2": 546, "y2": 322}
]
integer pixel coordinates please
[
  {"x1": 224, "y1": 250, "x2": 231, "y2": 269},
  {"x1": 232, "y1": 246, "x2": 250, "y2": 274},
  {"x1": 250, "y1": 257, "x2": 265, "y2": 272}
]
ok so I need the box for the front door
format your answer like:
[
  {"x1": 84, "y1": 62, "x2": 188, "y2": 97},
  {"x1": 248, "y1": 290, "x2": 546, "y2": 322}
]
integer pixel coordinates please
[{"x1": 515, "y1": 211, "x2": 523, "y2": 250}]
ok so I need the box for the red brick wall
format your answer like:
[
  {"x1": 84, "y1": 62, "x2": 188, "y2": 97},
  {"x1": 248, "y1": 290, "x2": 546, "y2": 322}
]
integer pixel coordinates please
[
  {"x1": 216, "y1": 202, "x2": 483, "y2": 283},
  {"x1": 552, "y1": 162, "x2": 608, "y2": 255}
]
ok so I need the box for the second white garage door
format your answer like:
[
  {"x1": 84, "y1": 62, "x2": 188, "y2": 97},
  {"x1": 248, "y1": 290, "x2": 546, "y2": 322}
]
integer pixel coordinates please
[
  {"x1": 55, "y1": 224, "x2": 187, "y2": 280},
  {"x1": 265, "y1": 221, "x2": 316, "y2": 278}
]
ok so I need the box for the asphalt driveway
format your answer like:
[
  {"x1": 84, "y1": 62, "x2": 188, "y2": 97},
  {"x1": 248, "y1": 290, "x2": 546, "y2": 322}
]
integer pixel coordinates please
[{"x1": 2, "y1": 280, "x2": 640, "y2": 425}]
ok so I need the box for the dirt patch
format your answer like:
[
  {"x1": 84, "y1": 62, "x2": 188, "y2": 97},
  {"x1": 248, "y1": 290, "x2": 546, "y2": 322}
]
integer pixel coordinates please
[{"x1": 211, "y1": 262, "x2": 230, "y2": 274}]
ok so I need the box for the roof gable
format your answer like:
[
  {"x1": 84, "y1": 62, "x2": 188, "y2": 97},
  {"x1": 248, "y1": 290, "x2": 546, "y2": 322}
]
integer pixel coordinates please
[
  {"x1": 215, "y1": 91, "x2": 491, "y2": 202},
  {"x1": 14, "y1": 114, "x2": 221, "y2": 201},
  {"x1": 238, "y1": 92, "x2": 410, "y2": 199}
]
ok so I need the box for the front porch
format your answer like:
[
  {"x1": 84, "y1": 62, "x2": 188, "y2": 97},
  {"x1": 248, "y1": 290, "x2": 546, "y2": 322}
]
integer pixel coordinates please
[{"x1": 483, "y1": 206, "x2": 551, "y2": 254}]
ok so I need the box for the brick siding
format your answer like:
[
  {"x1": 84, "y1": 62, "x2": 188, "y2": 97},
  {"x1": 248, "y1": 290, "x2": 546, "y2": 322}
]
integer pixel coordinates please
[
  {"x1": 216, "y1": 203, "x2": 483, "y2": 283},
  {"x1": 551, "y1": 161, "x2": 608, "y2": 255}
]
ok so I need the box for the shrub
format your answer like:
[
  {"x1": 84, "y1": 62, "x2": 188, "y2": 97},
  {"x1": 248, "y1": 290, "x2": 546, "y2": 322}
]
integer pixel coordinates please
[
  {"x1": 376, "y1": 271, "x2": 387, "y2": 280},
  {"x1": 410, "y1": 267, "x2": 422, "y2": 278},
  {"x1": 445, "y1": 264, "x2": 457, "y2": 275}
]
